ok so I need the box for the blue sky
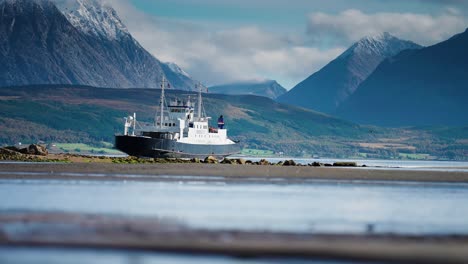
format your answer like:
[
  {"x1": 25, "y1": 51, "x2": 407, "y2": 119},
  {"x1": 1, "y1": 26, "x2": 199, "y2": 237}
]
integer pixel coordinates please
[{"x1": 112, "y1": 0, "x2": 468, "y2": 88}]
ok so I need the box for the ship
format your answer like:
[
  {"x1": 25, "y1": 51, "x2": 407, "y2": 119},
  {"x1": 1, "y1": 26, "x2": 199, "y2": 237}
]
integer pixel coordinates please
[{"x1": 115, "y1": 78, "x2": 240, "y2": 159}]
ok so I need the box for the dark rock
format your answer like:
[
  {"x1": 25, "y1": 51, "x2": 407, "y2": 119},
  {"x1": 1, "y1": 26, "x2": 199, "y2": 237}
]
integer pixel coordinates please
[
  {"x1": 333, "y1": 162, "x2": 357, "y2": 167},
  {"x1": 4, "y1": 146, "x2": 21, "y2": 153},
  {"x1": 258, "y1": 159, "x2": 270, "y2": 166},
  {"x1": 221, "y1": 158, "x2": 233, "y2": 164},
  {"x1": 236, "y1": 158, "x2": 246, "y2": 165},
  {"x1": 311, "y1": 162, "x2": 323, "y2": 167},
  {"x1": 324, "y1": 163, "x2": 333, "y2": 167},
  {"x1": 283, "y1": 160, "x2": 296, "y2": 166},
  {"x1": 17, "y1": 144, "x2": 48, "y2": 156}
]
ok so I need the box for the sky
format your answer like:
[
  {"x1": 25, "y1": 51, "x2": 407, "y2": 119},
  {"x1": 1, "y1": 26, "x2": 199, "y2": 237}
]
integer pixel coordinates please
[{"x1": 109, "y1": 0, "x2": 468, "y2": 89}]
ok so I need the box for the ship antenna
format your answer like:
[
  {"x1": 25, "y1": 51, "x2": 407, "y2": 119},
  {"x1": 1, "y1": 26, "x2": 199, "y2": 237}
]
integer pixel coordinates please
[
  {"x1": 197, "y1": 82, "x2": 202, "y2": 120},
  {"x1": 160, "y1": 76, "x2": 166, "y2": 128}
]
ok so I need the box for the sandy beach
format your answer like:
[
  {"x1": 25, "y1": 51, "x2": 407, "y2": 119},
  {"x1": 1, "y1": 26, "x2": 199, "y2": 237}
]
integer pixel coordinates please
[{"x1": 0, "y1": 162, "x2": 468, "y2": 183}]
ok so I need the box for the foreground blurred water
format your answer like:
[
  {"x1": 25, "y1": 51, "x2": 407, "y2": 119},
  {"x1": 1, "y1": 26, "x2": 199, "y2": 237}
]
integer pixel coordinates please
[
  {"x1": 0, "y1": 247, "x2": 383, "y2": 264},
  {"x1": 1, "y1": 178, "x2": 468, "y2": 234}
]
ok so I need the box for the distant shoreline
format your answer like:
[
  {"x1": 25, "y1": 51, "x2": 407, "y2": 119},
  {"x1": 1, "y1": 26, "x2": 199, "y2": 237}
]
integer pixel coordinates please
[{"x1": 1, "y1": 162, "x2": 468, "y2": 183}]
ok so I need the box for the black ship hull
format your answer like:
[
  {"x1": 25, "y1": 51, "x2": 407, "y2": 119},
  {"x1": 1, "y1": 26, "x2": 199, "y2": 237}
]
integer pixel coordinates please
[{"x1": 115, "y1": 135, "x2": 240, "y2": 159}]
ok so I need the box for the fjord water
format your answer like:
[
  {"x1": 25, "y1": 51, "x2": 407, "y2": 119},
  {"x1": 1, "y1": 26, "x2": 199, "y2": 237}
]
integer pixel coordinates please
[{"x1": 1, "y1": 178, "x2": 468, "y2": 234}]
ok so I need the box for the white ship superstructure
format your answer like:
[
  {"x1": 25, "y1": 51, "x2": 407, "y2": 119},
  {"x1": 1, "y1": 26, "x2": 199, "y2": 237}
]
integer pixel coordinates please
[{"x1": 115, "y1": 78, "x2": 239, "y2": 158}]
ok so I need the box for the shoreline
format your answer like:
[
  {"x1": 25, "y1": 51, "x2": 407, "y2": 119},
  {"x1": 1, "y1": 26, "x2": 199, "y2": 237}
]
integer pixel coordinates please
[{"x1": 1, "y1": 162, "x2": 468, "y2": 183}]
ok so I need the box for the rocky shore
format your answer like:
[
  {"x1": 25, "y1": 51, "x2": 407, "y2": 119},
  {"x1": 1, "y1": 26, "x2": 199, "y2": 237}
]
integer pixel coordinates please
[{"x1": 1, "y1": 144, "x2": 359, "y2": 167}]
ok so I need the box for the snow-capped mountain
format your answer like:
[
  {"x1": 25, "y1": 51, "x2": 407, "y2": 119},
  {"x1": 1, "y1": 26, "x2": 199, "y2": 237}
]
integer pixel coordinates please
[
  {"x1": 164, "y1": 62, "x2": 190, "y2": 78},
  {"x1": 161, "y1": 62, "x2": 197, "y2": 91},
  {"x1": 278, "y1": 33, "x2": 421, "y2": 113},
  {"x1": 0, "y1": 0, "x2": 197, "y2": 90},
  {"x1": 336, "y1": 28, "x2": 468, "y2": 126},
  {"x1": 56, "y1": 0, "x2": 129, "y2": 40}
]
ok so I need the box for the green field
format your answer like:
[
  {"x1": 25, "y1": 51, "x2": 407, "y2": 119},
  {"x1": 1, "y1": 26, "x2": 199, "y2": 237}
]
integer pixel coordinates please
[
  {"x1": 398, "y1": 153, "x2": 431, "y2": 160},
  {"x1": 241, "y1": 148, "x2": 275, "y2": 157},
  {"x1": 52, "y1": 143, "x2": 123, "y2": 155}
]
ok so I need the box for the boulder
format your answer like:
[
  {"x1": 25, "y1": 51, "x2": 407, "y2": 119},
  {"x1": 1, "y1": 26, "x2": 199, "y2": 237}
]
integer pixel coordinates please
[
  {"x1": 283, "y1": 160, "x2": 296, "y2": 166},
  {"x1": 20, "y1": 144, "x2": 48, "y2": 156},
  {"x1": 204, "y1": 156, "x2": 218, "y2": 164},
  {"x1": 333, "y1": 162, "x2": 357, "y2": 167},
  {"x1": 311, "y1": 162, "x2": 323, "y2": 167},
  {"x1": 258, "y1": 159, "x2": 270, "y2": 166},
  {"x1": 221, "y1": 158, "x2": 233, "y2": 164},
  {"x1": 236, "y1": 158, "x2": 246, "y2": 165}
]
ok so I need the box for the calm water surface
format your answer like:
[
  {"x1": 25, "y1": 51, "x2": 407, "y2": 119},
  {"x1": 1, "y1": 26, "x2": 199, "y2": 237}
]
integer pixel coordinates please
[{"x1": 1, "y1": 178, "x2": 468, "y2": 234}]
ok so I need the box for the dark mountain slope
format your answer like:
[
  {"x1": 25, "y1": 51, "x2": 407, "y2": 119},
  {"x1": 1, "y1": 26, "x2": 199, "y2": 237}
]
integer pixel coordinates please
[
  {"x1": 278, "y1": 33, "x2": 421, "y2": 113},
  {"x1": 336, "y1": 28, "x2": 468, "y2": 126}
]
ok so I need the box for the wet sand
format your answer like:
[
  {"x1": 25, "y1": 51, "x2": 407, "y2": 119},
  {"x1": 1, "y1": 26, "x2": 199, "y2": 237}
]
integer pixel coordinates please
[
  {"x1": 1, "y1": 212, "x2": 468, "y2": 264},
  {"x1": 1, "y1": 162, "x2": 468, "y2": 183}
]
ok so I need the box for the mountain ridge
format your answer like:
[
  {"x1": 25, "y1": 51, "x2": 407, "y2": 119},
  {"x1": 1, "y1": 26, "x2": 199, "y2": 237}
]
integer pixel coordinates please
[
  {"x1": 335, "y1": 28, "x2": 468, "y2": 126},
  {"x1": 209, "y1": 80, "x2": 287, "y2": 99},
  {"x1": 277, "y1": 33, "x2": 421, "y2": 113},
  {"x1": 0, "y1": 0, "x2": 197, "y2": 90}
]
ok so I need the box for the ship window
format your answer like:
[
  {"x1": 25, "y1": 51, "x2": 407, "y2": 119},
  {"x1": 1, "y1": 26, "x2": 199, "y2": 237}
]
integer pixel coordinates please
[
  {"x1": 173, "y1": 123, "x2": 176, "y2": 126},
  {"x1": 165, "y1": 123, "x2": 167, "y2": 126}
]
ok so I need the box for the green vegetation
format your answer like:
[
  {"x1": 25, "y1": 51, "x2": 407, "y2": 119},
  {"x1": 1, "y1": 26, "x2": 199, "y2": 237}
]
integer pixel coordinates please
[
  {"x1": 241, "y1": 148, "x2": 275, "y2": 157},
  {"x1": 0, "y1": 85, "x2": 466, "y2": 160},
  {"x1": 53, "y1": 143, "x2": 122, "y2": 155},
  {"x1": 398, "y1": 153, "x2": 431, "y2": 160}
]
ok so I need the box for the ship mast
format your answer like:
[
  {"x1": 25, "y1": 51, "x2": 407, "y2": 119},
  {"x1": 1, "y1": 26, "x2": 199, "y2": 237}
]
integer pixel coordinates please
[
  {"x1": 160, "y1": 76, "x2": 166, "y2": 128},
  {"x1": 197, "y1": 82, "x2": 202, "y2": 120}
]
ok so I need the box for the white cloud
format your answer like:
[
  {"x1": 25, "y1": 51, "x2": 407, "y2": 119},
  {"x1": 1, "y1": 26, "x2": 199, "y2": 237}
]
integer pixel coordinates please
[
  {"x1": 307, "y1": 9, "x2": 467, "y2": 46},
  {"x1": 106, "y1": 0, "x2": 344, "y2": 89}
]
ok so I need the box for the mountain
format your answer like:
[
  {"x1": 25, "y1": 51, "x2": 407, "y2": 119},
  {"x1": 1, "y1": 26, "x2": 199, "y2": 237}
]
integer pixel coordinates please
[
  {"x1": 0, "y1": 84, "x2": 367, "y2": 157},
  {"x1": 336, "y1": 29, "x2": 468, "y2": 127},
  {"x1": 161, "y1": 62, "x2": 197, "y2": 90},
  {"x1": 1, "y1": 85, "x2": 465, "y2": 159},
  {"x1": 277, "y1": 33, "x2": 421, "y2": 113},
  {"x1": 209, "y1": 80, "x2": 287, "y2": 99},
  {"x1": 0, "y1": 0, "x2": 197, "y2": 90}
]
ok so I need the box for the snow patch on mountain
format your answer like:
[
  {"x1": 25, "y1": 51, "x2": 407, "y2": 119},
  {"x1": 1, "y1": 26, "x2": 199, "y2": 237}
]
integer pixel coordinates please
[
  {"x1": 55, "y1": 0, "x2": 129, "y2": 39},
  {"x1": 340, "y1": 32, "x2": 421, "y2": 59},
  {"x1": 164, "y1": 62, "x2": 191, "y2": 78}
]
